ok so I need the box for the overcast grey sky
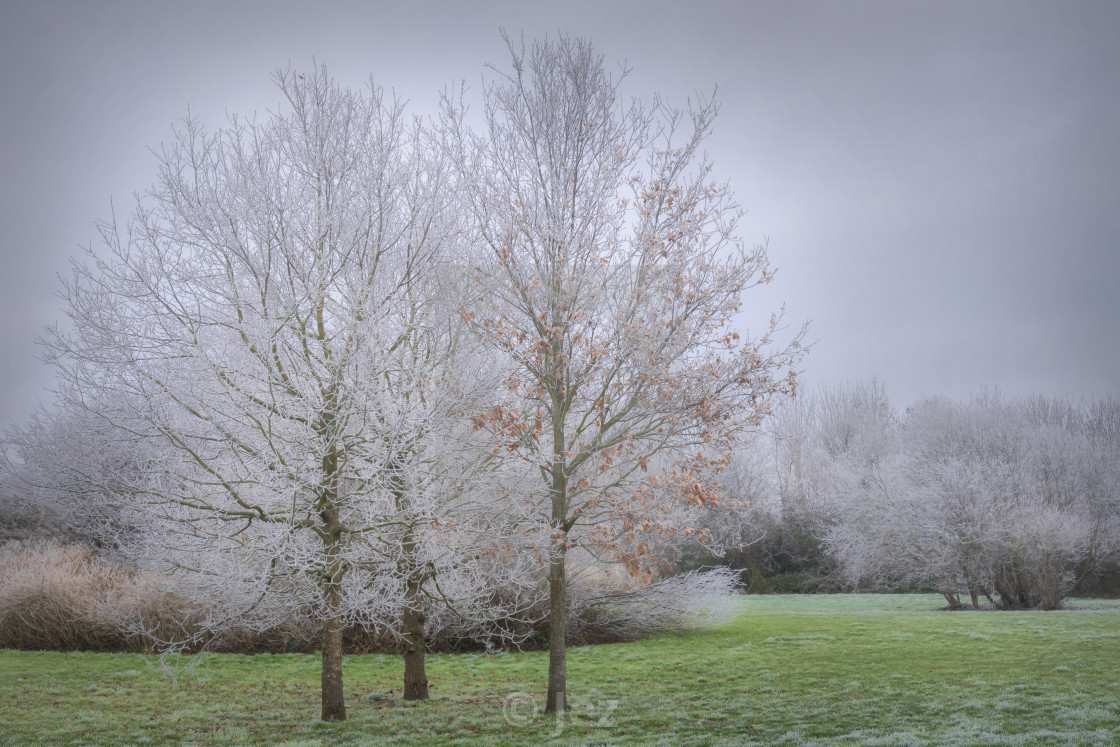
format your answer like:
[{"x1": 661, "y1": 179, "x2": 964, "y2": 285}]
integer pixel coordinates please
[{"x1": 1, "y1": 0, "x2": 1117, "y2": 428}]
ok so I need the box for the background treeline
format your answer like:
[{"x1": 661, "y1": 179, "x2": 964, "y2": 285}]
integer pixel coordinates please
[
  {"x1": 4, "y1": 381, "x2": 1115, "y2": 662},
  {"x1": 683, "y1": 383, "x2": 1120, "y2": 607}
]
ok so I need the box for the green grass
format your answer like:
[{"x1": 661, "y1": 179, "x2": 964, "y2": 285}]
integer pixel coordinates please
[{"x1": 2, "y1": 594, "x2": 1119, "y2": 745}]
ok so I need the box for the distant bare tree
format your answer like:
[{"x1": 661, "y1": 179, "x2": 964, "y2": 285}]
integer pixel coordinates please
[{"x1": 0, "y1": 395, "x2": 158, "y2": 547}]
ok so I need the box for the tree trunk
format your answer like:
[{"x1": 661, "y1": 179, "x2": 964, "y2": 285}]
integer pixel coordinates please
[
  {"x1": 321, "y1": 596, "x2": 346, "y2": 721},
  {"x1": 319, "y1": 496, "x2": 347, "y2": 722},
  {"x1": 939, "y1": 580, "x2": 959, "y2": 608},
  {"x1": 545, "y1": 546, "x2": 568, "y2": 714},
  {"x1": 402, "y1": 579, "x2": 429, "y2": 701}
]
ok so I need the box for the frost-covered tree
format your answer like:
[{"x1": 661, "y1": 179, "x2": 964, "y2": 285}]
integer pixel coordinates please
[
  {"x1": 769, "y1": 383, "x2": 899, "y2": 580},
  {"x1": 0, "y1": 396, "x2": 157, "y2": 546},
  {"x1": 44, "y1": 65, "x2": 507, "y2": 720},
  {"x1": 444, "y1": 34, "x2": 802, "y2": 712},
  {"x1": 826, "y1": 392, "x2": 1120, "y2": 609}
]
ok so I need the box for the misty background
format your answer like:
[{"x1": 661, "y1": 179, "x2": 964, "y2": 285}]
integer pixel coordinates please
[{"x1": 2, "y1": 0, "x2": 1117, "y2": 429}]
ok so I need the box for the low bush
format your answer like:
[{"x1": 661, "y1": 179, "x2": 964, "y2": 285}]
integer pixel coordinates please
[{"x1": 0, "y1": 541, "x2": 739, "y2": 654}]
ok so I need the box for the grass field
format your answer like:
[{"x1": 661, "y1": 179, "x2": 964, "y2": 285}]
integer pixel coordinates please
[{"x1": 2, "y1": 594, "x2": 1118, "y2": 745}]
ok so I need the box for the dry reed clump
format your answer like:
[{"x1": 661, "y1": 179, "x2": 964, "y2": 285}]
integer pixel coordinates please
[
  {"x1": 0, "y1": 540, "x2": 317, "y2": 654},
  {"x1": 0, "y1": 539, "x2": 196, "y2": 651}
]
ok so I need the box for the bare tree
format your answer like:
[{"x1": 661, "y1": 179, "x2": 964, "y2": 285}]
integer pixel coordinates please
[
  {"x1": 444, "y1": 34, "x2": 802, "y2": 713},
  {"x1": 44, "y1": 65, "x2": 497, "y2": 720}
]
